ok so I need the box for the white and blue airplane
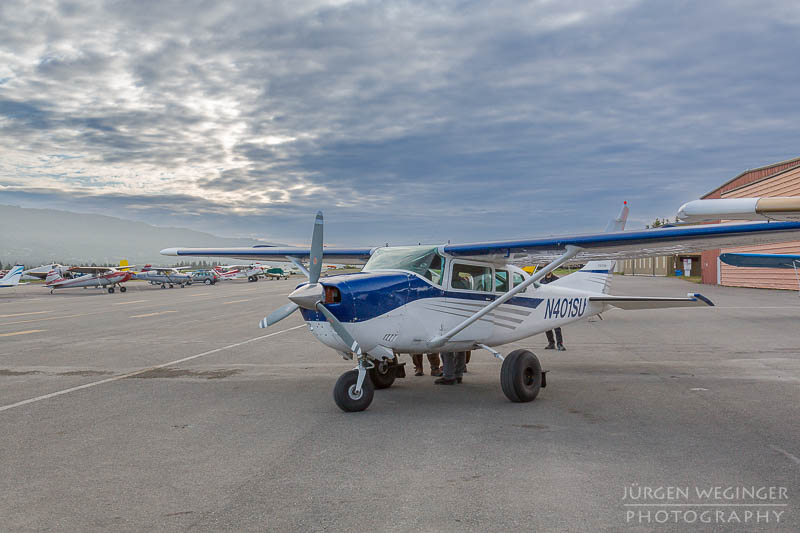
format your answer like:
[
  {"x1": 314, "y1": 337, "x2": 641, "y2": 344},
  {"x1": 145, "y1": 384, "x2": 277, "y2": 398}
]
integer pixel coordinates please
[
  {"x1": 132, "y1": 265, "x2": 194, "y2": 288},
  {"x1": 0, "y1": 265, "x2": 25, "y2": 289},
  {"x1": 162, "y1": 196, "x2": 800, "y2": 412}
]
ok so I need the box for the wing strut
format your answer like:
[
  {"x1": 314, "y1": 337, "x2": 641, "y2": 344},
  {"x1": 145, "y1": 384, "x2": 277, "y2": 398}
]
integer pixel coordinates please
[{"x1": 429, "y1": 245, "x2": 581, "y2": 348}]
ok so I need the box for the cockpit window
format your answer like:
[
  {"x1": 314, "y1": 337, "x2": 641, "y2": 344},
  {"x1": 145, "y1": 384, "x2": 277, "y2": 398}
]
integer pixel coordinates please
[{"x1": 363, "y1": 246, "x2": 446, "y2": 285}]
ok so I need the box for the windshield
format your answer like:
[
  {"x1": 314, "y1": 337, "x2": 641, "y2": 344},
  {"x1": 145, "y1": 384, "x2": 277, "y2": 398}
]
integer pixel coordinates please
[{"x1": 363, "y1": 246, "x2": 446, "y2": 285}]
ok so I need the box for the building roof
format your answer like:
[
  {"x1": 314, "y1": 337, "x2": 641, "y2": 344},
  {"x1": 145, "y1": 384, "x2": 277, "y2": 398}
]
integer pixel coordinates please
[{"x1": 702, "y1": 155, "x2": 800, "y2": 199}]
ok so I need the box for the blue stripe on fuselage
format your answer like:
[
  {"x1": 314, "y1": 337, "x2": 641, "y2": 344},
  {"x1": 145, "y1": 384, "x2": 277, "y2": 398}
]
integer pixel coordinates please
[{"x1": 299, "y1": 272, "x2": 543, "y2": 323}]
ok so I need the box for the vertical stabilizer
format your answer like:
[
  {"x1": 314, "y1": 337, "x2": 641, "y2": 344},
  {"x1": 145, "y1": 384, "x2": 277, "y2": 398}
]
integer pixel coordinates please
[
  {"x1": 45, "y1": 269, "x2": 63, "y2": 284},
  {"x1": 553, "y1": 202, "x2": 629, "y2": 294},
  {"x1": 0, "y1": 265, "x2": 25, "y2": 287}
]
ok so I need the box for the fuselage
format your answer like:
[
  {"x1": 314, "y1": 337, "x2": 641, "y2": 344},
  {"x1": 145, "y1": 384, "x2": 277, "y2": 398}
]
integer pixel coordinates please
[
  {"x1": 133, "y1": 271, "x2": 192, "y2": 285},
  {"x1": 296, "y1": 247, "x2": 607, "y2": 358},
  {"x1": 47, "y1": 271, "x2": 131, "y2": 289}
]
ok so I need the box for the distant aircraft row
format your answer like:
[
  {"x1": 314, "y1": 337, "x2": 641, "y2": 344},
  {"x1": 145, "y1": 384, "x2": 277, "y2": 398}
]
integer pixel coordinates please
[{"x1": 0, "y1": 261, "x2": 306, "y2": 294}]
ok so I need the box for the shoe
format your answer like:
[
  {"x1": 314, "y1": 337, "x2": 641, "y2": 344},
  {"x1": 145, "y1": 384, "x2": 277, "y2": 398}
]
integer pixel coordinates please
[
  {"x1": 431, "y1": 368, "x2": 443, "y2": 377},
  {"x1": 414, "y1": 369, "x2": 424, "y2": 376},
  {"x1": 456, "y1": 377, "x2": 463, "y2": 384},
  {"x1": 463, "y1": 367, "x2": 468, "y2": 373},
  {"x1": 557, "y1": 343, "x2": 566, "y2": 351},
  {"x1": 434, "y1": 377, "x2": 456, "y2": 385},
  {"x1": 545, "y1": 342, "x2": 556, "y2": 350}
]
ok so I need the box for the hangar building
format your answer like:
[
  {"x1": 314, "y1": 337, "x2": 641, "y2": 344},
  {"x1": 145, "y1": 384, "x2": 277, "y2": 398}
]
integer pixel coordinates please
[{"x1": 700, "y1": 156, "x2": 800, "y2": 289}]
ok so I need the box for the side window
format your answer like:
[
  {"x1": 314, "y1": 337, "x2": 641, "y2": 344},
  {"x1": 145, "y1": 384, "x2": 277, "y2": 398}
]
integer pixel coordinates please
[
  {"x1": 495, "y1": 270, "x2": 509, "y2": 292},
  {"x1": 451, "y1": 263, "x2": 492, "y2": 292},
  {"x1": 513, "y1": 272, "x2": 525, "y2": 287}
]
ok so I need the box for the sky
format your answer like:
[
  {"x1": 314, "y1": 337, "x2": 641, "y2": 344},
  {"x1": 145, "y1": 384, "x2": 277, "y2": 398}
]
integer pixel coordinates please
[{"x1": 1, "y1": 0, "x2": 800, "y2": 247}]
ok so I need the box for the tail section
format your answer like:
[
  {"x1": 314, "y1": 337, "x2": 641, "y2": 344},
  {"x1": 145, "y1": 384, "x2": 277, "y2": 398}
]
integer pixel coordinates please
[
  {"x1": 45, "y1": 269, "x2": 64, "y2": 284},
  {"x1": 551, "y1": 260, "x2": 616, "y2": 294},
  {"x1": 552, "y1": 202, "x2": 629, "y2": 295},
  {"x1": 604, "y1": 201, "x2": 629, "y2": 233},
  {"x1": 0, "y1": 265, "x2": 25, "y2": 287}
]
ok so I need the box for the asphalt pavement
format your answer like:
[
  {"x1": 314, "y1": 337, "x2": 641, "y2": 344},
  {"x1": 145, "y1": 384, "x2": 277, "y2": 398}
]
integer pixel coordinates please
[{"x1": 0, "y1": 275, "x2": 798, "y2": 532}]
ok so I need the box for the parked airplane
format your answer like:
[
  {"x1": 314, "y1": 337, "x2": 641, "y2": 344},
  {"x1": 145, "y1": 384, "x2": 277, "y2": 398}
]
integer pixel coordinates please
[
  {"x1": 0, "y1": 265, "x2": 25, "y2": 288},
  {"x1": 23, "y1": 263, "x2": 70, "y2": 281},
  {"x1": 264, "y1": 267, "x2": 290, "y2": 280},
  {"x1": 215, "y1": 263, "x2": 287, "y2": 282},
  {"x1": 133, "y1": 265, "x2": 193, "y2": 288},
  {"x1": 162, "y1": 197, "x2": 800, "y2": 412},
  {"x1": 45, "y1": 266, "x2": 132, "y2": 294}
]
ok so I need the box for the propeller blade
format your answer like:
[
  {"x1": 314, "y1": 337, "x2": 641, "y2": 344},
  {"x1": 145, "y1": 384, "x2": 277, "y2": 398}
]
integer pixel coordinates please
[
  {"x1": 309, "y1": 211, "x2": 324, "y2": 284},
  {"x1": 316, "y1": 303, "x2": 361, "y2": 356},
  {"x1": 260, "y1": 302, "x2": 300, "y2": 328}
]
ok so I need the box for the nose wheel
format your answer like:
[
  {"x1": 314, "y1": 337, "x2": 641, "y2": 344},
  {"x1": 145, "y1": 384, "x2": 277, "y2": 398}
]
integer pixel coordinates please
[{"x1": 333, "y1": 368, "x2": 374, "y2": 412}]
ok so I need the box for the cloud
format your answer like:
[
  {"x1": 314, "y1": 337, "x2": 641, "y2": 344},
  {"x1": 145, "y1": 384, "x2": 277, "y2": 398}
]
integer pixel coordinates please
[{"x1": 1, "y1": 0, "x2": 800, "y2": 245}]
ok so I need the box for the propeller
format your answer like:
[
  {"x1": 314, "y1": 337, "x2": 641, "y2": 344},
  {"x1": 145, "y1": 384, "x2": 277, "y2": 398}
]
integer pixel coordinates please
[{"x1": 259, "y1": 212, "x2": 363, "y2": 356}]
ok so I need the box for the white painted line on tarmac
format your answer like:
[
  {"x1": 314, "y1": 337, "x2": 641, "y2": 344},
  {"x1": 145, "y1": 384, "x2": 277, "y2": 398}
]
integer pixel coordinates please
[
  {"x1": 130, "y1": 310, "x2": 177, "y2": 318},
  {"x1": 770, "y1": 445, "x2": 800, "y2": 466},
  {"x1": 0, "y1": 329, "x2": 45, "y2": 337},
  {"x1": 113, "y1": 300, "x2": 148, "y2": 306},
  {"x1": 0, "y1": 311, "x2": 50, "y2": 318},
  {"x1": 0, "y1": 312, "x2": 100, "y2": 326},
  {"x1": 223, "y1": 299, "x2": 252, "y2": 305},
  {"x1": 714, "y1": 306, "x2": 800, "y2": 309},
  {"x1": 0, "y1": 324, "x2": 306, "y2": 414}
]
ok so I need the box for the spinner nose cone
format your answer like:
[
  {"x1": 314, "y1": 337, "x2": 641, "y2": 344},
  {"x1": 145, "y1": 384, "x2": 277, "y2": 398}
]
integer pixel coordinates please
[
  {"x1": 160, "y1": 247, "x2": 179, "y2": 256},
  {"x1": 288, "y1": 283, "x2": 324, "y2": 310}
]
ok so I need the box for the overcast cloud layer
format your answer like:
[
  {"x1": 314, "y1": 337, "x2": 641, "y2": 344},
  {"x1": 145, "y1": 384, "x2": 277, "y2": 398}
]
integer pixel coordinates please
[{"x1": 1, "y1": 0, "x2": 800, "y2": 246}]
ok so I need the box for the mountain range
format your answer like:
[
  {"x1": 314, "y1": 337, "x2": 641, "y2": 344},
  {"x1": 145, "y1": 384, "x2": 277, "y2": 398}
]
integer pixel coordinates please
[{"x1": 0, "y1": 204, "x2": 270, "y2": 267}]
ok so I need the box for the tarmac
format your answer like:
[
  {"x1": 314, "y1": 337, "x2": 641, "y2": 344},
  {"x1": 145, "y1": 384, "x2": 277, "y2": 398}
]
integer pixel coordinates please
[{"x1": 0, "y1": 275, "x2": 798, "y2": 532}]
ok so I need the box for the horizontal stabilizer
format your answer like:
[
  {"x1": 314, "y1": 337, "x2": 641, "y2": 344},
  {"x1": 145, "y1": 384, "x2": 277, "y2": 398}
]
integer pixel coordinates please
[{"x1": 589, "y1": 293, "x2": 714, "y2": 310}]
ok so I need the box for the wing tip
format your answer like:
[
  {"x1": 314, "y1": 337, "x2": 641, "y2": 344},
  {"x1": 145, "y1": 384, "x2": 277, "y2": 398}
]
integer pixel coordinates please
[{"x1": 692, "y1": 293, "x2": 715, "y2": 306}]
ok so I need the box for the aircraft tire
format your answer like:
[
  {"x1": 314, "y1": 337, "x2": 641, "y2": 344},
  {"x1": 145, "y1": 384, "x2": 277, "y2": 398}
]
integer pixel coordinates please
[
  {"x1": 108, "y1": 287, "x2": 115, "y2": 294},
  {"x1": 333, "y1": 370, "x2": 374, "y2": 412},
  {"x1": 500, "y1": 349, "x2": 542, "y2": 403},
  {"x1": 368, "y1": 361, "x2": 396, "y2": 389},
  {"x1": 169, "y1": 284, "x2": 173, "y2": 288},
  {"x1": 204, "y1": 279, "x2": 212, "y2": 285},
  {"x1": 161, "y1": 284, "x2": 166, "y2": 289},
  {"x1": 120, "y1": 286, "x2": 127, "y2": 293}
]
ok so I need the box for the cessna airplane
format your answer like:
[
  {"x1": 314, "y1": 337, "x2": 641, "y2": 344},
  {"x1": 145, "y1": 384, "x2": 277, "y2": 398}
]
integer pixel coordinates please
[
  {"x1": 45, "y1": 266, "x2": 132, "y2": 294},
  {"x1": 133, "y1": 265, "x2": 193, "y2": 288},
  {"x1": 162, "y1": 196, "x2": 800, "y2": 412},
  {"x1": 0, "y1": 265, "x2": 25, "y2": 289}
]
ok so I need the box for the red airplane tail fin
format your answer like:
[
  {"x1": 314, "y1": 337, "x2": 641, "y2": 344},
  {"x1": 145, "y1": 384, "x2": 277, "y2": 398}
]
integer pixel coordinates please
[{"x1": 45, "y1": 270, "x2": 63, "y2": 284}]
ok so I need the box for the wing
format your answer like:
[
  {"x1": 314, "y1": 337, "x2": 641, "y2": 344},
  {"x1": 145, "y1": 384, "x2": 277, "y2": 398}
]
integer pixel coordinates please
[
  {"x1": 443, "y1": 221, "x2": 800, "y2": 263},
  {"x1": 720, "y1": 252, "x2": 800, "y2": 269},
  {"x1": 68, "y1": 266, "x2": 114, "y2": 274},
  {"x1": 589, "y1": 293, "x2": 714, "y2": 310},
  {"x1": 161, "y1": 247, "x2": 374, "y2": 264}
]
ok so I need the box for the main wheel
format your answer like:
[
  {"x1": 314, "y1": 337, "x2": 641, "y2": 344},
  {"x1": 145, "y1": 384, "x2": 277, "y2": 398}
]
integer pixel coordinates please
[
  {"x1": 369, "y1": 361, "x2": 396, "y2": 389},
  {"x1": 333, "y1": 370, "x2": 374, "y2": 412},
  {"x1": 204, "y1": 279, "x2": 212, "y2": 285},
  {"x1": 500, "y1": 349, "x2": 542, "y2": 402},
  {"x1": 120, "y1": 286, "x2": 127, "y2": 293},
  {"x1": 107, "y1": 287, "x2": 115, "y2": 294}
]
